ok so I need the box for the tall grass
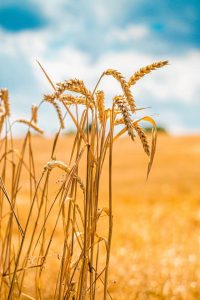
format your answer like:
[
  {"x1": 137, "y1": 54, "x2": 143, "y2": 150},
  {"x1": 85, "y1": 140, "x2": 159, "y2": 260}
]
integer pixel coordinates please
[{"x1": 0, "y1": 61, "x2": 167, "y2": 299}]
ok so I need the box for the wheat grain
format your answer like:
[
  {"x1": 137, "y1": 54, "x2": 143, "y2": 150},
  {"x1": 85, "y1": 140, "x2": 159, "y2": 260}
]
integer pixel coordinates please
[
  {"x1": 128, "y1": 60, "x2": 168, "y2": 87},
  {"x1": 114, "y1": 117, "x2": 124, "y2": 125},
  {"x1": 43, "y1": 93, "x2": 57, "y2": 103},
  {"x1": 103, "y1": 69, "x2": 136, "y2": 113},
  {"x1": 114, "y1": 95, "x2": 135, "y2": 141}
]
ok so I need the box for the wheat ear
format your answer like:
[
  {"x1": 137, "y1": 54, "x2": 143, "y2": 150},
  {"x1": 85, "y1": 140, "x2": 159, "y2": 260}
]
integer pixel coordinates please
[
  {"x1": 43, "y1": 98, "x2": 64, "y2": 129},
  {"x1": 44, "y1": 160, "x2": 85, "y2": 192},
  {"x1": 114, "y1": 95, "x2": 135, "y2": 141},
  {"x1": 44, "y1": 79, "x2": 95, "y2": 107},
  {"x1": 128, "y1": 60, "x2": 168, "y2": 87},
  {"x1": 60, "y1": 94, "x2": 94, "y2": 109},
  {"x1": 31, "y1": 105, "x2": 38, "y2": 124},
  {"x1": 96, "y1": 90, "x2": 105, "y2": 124},
  {"x1": 134, "y1": 124, "x2": 150, "y2": 156},
  {"x1": 0, "y1": 89, "x2": 10, "y2": 116},
  {"x1": 16, "y1": 119, "x2": 44, "y2": 134},
  {"x1": 51, "y1": 102, "x2": 64, "y2": 129},
  {"x1": 103, "y1": 69, "x2": 136, "y2": 113}
]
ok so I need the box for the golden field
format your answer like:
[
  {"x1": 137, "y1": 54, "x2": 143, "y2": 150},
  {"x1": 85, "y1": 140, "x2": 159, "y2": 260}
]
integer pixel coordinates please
[{"x1": 9, "y1": 133, "x2": 200, "y2": 299}]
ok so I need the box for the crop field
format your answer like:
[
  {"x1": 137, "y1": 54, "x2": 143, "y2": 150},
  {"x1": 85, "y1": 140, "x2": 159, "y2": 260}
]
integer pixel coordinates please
[
  {"x1": 2, "y1": 133, "x2": 200, "y2": 299},
  {"x1": 0, "y1": 62, "x2": 199, "y2": 300}
]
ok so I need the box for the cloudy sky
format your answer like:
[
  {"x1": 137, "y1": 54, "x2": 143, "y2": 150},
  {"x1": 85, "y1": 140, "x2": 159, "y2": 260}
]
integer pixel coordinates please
[{"x1": 0, "y1": 0, "x2": 199, "y2": 134}]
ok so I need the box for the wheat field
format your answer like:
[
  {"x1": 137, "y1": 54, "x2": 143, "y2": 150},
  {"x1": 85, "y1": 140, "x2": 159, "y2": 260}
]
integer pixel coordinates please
[
  {"x1": 2, "y1": 134, "x2": 200, "y2": 299},
  {"x1": 1, "y1": 61, "x2": 200, "y2": 299}
]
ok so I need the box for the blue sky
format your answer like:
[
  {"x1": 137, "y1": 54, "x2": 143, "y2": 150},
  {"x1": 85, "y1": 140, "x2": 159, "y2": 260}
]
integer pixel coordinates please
[{"x1": 0, "y1": 0, "x2": 199, "y2": 134}]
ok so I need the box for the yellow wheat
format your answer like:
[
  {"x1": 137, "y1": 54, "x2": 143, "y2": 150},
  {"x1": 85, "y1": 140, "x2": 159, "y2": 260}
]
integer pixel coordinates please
[
  {"x1": 128, "y1": 60, "x2": 168, "y2": 87},
  {"x1": 44, "y1": 79, "x2": 95, "y2": 107},
  {"x1": 16, "y1": 119, "x2": 44, "y2": 134},
  {"x1": 60, "y1": 94, "x2": 94, "y2": 109},
  {"x1": 0, "y1": 89, "x2": 10, "y2": 116},
  {"x1": 96, "y1": 90, "x2": 105, "y2": 124},
  {"x1": 114, "y1": 95, "x2": 135, "y2": 141},
  {"x1": 44, "y1": 160, "x2": 85, "y2": 192},
  {"x1": 134, "y1": 124, "x2": 150, "y2": 156},
  {"x1": 103, "y1": 69, "x2": 136, "y2": 113},
  {"x1": 43, "y1": 98, "x2": 64, "y2": 129},
  {"x1": 31, "y1": 105, "x2": 38, "y2": 124}
]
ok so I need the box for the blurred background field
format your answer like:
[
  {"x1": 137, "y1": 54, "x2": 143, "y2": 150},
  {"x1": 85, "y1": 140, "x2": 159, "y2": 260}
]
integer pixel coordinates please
[{"x1": 12, "y1": 133, "x2": 200, "y2": 299}]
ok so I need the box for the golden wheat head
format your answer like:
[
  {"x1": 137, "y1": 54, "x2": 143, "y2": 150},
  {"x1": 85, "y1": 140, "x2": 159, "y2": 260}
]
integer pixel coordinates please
[{"x1": 128, "y1": 60, "x2": 168, "y2": 87}]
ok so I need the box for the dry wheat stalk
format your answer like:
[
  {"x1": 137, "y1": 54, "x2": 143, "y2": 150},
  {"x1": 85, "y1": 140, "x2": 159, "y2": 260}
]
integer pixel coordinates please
[
  {"x1": 114, "y1": 95, "x2": 135, "y2": 141},
  {"x1": 44, "y1": 160, "x2": 85, "y2": 192},
  {"x1": 128, "y1": 60, "x2": 168, "y2": 87},
  {"x1": 96, "y1": 90, "x2": 105, "y2": 124},
  {"x1": 103, "y1": 69, "x2": 136, "y2": 113},
  {"x1": 16, "y1": 119, "x2": 44, "y2": 134}
]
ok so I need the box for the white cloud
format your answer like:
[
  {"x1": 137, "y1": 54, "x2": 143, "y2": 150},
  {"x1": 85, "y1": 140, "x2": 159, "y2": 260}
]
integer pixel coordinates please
[
  {"x1": 108, "y1": 24, "x2": 150, "y2": 42},
  {"x1": 0, "y1": 26, "x2": 200, "y2": 134}
]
